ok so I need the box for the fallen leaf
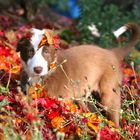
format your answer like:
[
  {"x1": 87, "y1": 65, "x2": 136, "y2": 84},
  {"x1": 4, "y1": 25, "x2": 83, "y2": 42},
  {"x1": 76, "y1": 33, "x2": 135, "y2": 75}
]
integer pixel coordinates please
[
  {"x1": 11, "y1": 65, "x2": 21, "y2": 74},
  {"x1": 5, "y1": 30, "x2": 16, "y2": 43}
]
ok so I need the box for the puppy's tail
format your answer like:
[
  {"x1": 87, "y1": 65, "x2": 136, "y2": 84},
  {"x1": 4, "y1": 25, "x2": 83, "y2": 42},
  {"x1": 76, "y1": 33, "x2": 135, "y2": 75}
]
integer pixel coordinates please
[{"x1": 111, "y1": 22, "x2": 140, "y2": 60}]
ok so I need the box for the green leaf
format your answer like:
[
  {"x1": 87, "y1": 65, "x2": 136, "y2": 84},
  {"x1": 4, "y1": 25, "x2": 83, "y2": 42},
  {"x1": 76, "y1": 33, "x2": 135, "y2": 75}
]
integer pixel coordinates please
[
  {"x1": 0, "y1": 86, "x2": 9, "y2": 95},
  {"x1": 0, "y1": 98, "x2": 9, "y2": 108},
  {"x1": 99, "y1": 121, "x2": 107, "y2": 128}
]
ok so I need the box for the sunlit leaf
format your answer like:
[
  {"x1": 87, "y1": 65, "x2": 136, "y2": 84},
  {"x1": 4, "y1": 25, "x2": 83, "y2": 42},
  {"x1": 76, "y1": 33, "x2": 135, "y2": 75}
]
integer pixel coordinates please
[
  {"x1": 0, "y1": 98, "x2": 9, "y2": 108},
  {"x1": 5, "y1": 30, "x2": 16, "y2": 43},
  {"x1": 10, "y1": 65, "x2": 21, "y2": 74}
]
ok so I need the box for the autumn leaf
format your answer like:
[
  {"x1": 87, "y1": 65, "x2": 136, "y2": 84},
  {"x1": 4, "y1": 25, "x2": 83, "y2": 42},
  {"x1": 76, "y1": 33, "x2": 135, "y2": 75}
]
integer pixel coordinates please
[
  {"x1": 49, "y1": 61, "x2": 56, "y2": 69},
  {"x1": 51, "y1": 116, "x2": 65, "y2": 131},
  {"x1": 53, "y1": 35, "x2": 60, "y2": 49},
  {"x1": 123, "y1": 68, "x2": 134, "y2": 76},
  {"x1": 0, "y1": 95, "x2": 5, "y2": 101},
  {"x1": 28, "y1": 84, "x2": 48, "y2": 99},
  {"x1": 44, "y1": 31, "x2": 53, "y2": 45},
  {"x1": 76, "y1": 127, "x2": 82, "y2": 136},
  {"x1": 11, "y1": 65, "x2": 21, "y2": 74},
  {"x1": 5, "y1": 30, "x2": 17, "y2": 43},
  {"x1": 25, "y1": 112, "x2": 37, "y2": 122},
  {"x1": 38, "y1": 36, "x2": 47, "y2": 48},
  {"x1": 0, "y1": 56, "x2": 10, "y2": 71},
  {"x1": 0, "y1": 30, "x2": 4, "y2": 36},
  {"x1": 87, "y1": 122, "x2": 99, "y2": 133}
]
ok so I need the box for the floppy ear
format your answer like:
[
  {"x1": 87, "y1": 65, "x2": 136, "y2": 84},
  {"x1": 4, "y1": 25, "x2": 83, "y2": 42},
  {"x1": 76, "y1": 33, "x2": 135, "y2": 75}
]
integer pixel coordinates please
[
  {"x1": 16, "y1": 34, "x2": 32, "y2": 52},
  {"x1": 16, "y1": 37, "x2": 26, "y2": 52},
  {"x1": 17, "y1": 29, "x2": 33, "y2": 52}
]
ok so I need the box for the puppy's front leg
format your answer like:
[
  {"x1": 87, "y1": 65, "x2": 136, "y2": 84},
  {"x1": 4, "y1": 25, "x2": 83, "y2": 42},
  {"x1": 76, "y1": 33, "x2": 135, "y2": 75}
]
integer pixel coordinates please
[
  {"x1": 20, "y1": 70, "x2": 29, "y2": 94},
  {"x1": 101, "y1": 90, "x2": 121, "y2": 127},
  {"x1": 98, "y1": 64, "x2": 122, "y2": 127}
]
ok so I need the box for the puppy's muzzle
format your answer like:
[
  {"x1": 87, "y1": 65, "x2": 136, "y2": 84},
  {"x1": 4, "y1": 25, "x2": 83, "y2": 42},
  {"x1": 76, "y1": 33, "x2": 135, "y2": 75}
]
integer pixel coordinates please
[{"x1": 34, "y1": 66, "x2": 43, "y2": 74}]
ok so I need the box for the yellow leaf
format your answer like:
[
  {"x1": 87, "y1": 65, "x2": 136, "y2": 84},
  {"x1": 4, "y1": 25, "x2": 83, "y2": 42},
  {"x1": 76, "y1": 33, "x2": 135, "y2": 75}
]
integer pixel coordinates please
[
  {"x1": 108, "y1": 120, "x2": 115, "y2": 127},
  {"x1": 11, "y1": 65, "x2": 21, "y2": 74},
  {"x1": 28, "y1": 84, "x2": 48, "y2": 99},
  {"x1": 28, "y1": 87, "x2": 35, "y2": 95},
  {"x1": 76, "y1": 127, "x2": 82, "y2": 136},
  {"x1": 44, "y1": 31, "x2": 53, "y2": 45},
  {"x1": 51, "y1": 116, "x2": 65, "y2": 130},
  {"x1": 5, "y1": 30, "x2": 16, "y2": 43},
  {"x1": 87, "y1": 122, "x2": 99, "y2": 133}
]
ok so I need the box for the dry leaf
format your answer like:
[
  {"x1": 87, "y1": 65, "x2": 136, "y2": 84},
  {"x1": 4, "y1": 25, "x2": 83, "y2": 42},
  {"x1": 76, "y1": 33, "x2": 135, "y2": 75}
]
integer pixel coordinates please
[
  {"x1": 11, "y1": 65, "x2": 21, "y2": 74},
  {"x1": 5, "y1": 30, "x2": 16, "y2": 43}
]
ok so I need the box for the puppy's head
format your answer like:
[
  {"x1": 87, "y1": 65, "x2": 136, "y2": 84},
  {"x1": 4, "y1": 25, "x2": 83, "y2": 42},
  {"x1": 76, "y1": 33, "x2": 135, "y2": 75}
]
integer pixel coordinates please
[{"x1": 17, "y1": 28, "x2": 59, "y2": 77}]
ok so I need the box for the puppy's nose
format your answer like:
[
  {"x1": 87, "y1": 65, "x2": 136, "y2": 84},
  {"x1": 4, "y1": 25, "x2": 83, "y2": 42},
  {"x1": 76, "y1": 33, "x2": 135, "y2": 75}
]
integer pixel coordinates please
[{"x1": 34, "y1": 66, "x2": 43, "y2": 74}]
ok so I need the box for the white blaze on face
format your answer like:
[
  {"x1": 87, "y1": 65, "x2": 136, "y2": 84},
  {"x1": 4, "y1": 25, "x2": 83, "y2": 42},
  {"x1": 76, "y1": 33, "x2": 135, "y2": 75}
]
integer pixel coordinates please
[
  {"x1": 27, "y1": 47, "x2": 49, "y2": 76},
  {"x1": 31, "y1": 28, "x2": 45, "y2": 51},
  {"x1": 26, "y1": 28, "x2": 49, "y2": 76}
]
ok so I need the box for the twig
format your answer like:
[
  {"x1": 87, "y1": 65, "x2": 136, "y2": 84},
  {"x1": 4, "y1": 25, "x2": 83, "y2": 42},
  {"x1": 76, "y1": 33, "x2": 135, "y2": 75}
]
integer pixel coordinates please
[
  {"x1": 130, "y1": 61, "x2": 140, "y2": 89},
  {"x1": 4, "y1": 41, "x2": 16, "y2": 50},
  {"x1": 6, "y1": 69, "x2": 11, "y2": 90}
]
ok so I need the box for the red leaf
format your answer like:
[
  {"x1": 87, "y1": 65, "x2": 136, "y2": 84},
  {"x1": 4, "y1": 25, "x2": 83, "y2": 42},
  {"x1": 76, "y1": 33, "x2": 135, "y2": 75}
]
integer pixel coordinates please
[
  {"x1": 0, "y1": 30, "x2": 4, "y2": 36},
  {"x1": 53, "y1": 35, "x2": 60, "y2": 49},
  {"x1": 26, "y1": 112, "x2": 37, "y2": 122},
  {"x1": 0, "y1": 95, "x2": 5, "y2": 101},
  {"x1": 46, "y1": 107, "x2": 61, "y2": 120}
]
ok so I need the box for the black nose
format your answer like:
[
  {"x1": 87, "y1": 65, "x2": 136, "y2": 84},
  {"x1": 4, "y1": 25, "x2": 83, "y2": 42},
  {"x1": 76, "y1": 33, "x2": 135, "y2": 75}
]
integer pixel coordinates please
[{"x1": 34, "y1": 66, "x2": 43, "y2": 74}]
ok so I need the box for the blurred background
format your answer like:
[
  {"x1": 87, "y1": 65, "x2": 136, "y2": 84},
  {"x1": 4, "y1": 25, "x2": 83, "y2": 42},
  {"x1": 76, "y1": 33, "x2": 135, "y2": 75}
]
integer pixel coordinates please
[{"x1": 0, "y1": 0, "x2": 140, "y2": 71}]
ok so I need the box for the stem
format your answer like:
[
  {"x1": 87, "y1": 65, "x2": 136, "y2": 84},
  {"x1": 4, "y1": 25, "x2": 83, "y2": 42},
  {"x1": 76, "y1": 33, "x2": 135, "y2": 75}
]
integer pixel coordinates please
[{"x1": 6, "y1": 68, "x2": 11, "y2": 90}]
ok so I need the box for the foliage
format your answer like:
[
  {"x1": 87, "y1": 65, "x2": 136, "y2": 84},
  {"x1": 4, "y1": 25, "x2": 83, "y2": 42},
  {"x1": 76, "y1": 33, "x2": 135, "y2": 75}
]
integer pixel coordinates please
[
  {"x1": 76, "y1": 0, "x2": 140, "y2": 48},
  {"x1": 46, "y1": 0, "x2": 69, "y2": 11},
  {"x1": 0, "y1": 14, "x2": 139, "y2": 140},
  {"x1": 32, "y1": 0, "x2": 70, "y2": 12}
]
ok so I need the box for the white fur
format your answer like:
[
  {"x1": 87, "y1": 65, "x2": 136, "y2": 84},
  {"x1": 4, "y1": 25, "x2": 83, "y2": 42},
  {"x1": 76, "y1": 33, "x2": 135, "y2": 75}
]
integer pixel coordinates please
[
  {"x1": 113, "y1": 26, "x2": 127, "y2": 38},
  {"x1": 27, "y1": 47, "x2": 48, "y2": 76},
  {"x1": 24, "y1": 28, "x2": 49, "y2": 77},
  {"x1": 31, "y1": 28, "x2": 45, "y2": 51}
]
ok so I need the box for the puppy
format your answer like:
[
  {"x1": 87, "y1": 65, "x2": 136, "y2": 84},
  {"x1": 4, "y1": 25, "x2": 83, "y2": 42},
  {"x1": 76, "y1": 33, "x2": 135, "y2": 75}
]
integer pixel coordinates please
[{"x1": 17, "y1": 23, "x2": 140, "y2": 127}]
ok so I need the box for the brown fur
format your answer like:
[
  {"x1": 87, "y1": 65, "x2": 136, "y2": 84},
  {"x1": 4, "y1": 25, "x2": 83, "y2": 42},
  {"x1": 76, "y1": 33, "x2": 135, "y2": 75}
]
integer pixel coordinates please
[
  {"x1": 44, "y1": 45, "x2": 121, "y2": 126},
  {"x1": 41, "y1": 23, "x2": 140, "y2": 127}
]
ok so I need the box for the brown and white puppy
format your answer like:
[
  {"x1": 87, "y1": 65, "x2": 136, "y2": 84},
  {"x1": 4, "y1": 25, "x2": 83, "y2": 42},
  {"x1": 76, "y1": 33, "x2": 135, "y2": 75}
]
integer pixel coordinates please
[{"x1": 17, "y1": 23, "x2": 140, "y2": 127}]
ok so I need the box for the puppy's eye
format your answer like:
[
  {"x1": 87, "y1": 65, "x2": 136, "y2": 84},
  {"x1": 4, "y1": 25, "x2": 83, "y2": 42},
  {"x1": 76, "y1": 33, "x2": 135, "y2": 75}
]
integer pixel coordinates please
[
  {"x1": 44, "y1": 49, "x2": 48, "y2": 53},
  {"x1": 28, "y1": 48, "x2": 34, "y2": 57},
  {"x1": 43, "y1": 47, "x2": 49, "y2": 54}
]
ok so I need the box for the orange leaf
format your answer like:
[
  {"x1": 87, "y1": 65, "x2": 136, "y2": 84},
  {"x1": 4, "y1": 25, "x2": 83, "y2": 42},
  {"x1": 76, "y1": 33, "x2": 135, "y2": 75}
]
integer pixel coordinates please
[
  {"x1": 108, "y1": 120, "x2": 115, "y2": 127},
  {"x1": 0, "y1": 56, "x2": 10, "y2": 71},
  {"x1": 76, "y1": 127, "x2": 82, "y2": 136},
  {"x1": 123, "y1": 68, "x2": 134, "y2": 76},
  {"x1": 38, "y1": 36, "x2": 47, "y2": 48},
  {"x1": 51, "y1": 116, "x2": 65, "y2": 131},
  {"x1": 28, "y1": 86, "x2": 35, "y2": 94},
  {"x1": 28, "y1": 84, "x2": 48, "y2": 99},
  {"x1": 87, "y1": 122, "x2": 99, "y2": 133},
  {"x1": 83, "y1": 113, "x2": 100, "y2": 133},
  {"x1": 11, "y1": 65, "x2": 21, "y2": 74},
  {"x1": 49, "y1": 61, "x2": 56, "y2": 69}
]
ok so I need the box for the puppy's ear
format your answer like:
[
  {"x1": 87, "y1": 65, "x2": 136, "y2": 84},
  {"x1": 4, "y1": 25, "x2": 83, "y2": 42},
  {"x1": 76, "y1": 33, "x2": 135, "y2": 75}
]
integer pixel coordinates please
[
  {"x1": 16, "y1": 29, "x2": 32, "y2": 52},
  {"x1": 16, "y1": 38, "x2": 25, "y2": 52},
  {"x1": 16, "y1": 37, "x2": 30, "y2": 52}
]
